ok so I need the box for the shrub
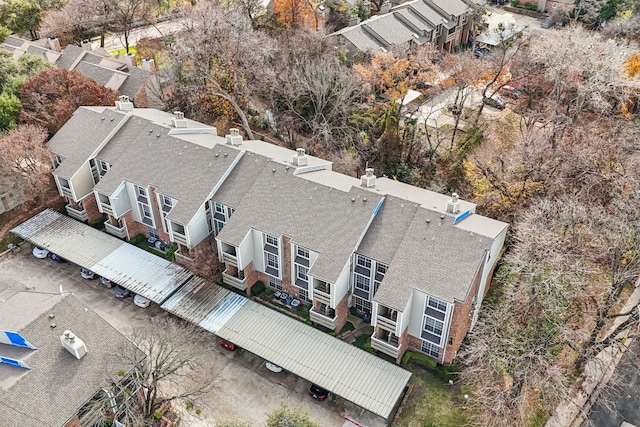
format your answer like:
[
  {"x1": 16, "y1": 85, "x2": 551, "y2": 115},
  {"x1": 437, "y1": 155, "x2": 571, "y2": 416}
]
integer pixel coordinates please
[
  {"x1": 305, "y1": 319, "x2": 313, "y2": 326},
  {"x1": 349, "y1": 306, "x2": 358, "y2": 316},
  {"x1": 153, "y1": 412, "x2": 163, "y2": 420},
  {"x1": 89, "y1": 218, "x2": 106, "y2": 230},
  {"x1": 129, "y1": 234, "x2": 146, "y2": 244},
  {"x1": 265, "y1": 287, "x2": 273, "y2": 296},
  {"x1": 524, "y1": 2, "x2": 538, "y2": 10},
  {"x1": 164, "y1": 245, "x2": 177, "y2": 261},
  {"x1": 251, "y1": 281, "x2": 265, "y2": 296}
]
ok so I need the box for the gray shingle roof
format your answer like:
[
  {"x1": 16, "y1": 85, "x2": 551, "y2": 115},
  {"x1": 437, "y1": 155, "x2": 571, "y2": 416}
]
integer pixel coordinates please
[
  {"x1": 74, "y1": 61, "x2": 123, "y2": 87},
  {"x1": 0, "y1": 295, "x2": 134, "y2": 427},
  {"x1": 217, "y1": 165, "x2": 384, "y2": 283},
  {"x1": 55, "y1": 44, "x2": 86, "y2": 69},
  {"x1": 369, "y1": 206, "x2": 489, "y2": 310},
  {"x1": 47, "y1": 107, "x2": 128, "y2": 180},
  {"x1": 213, "y1": 151, "x2": 271, "y2": 209},
  {"x1": 117, "y1": 65, "x2": 152, "y2": 100},
  {"x1": 429, "y1": 0, "x2": 469, "y2": 17},
  {"x1": 95, "y1": 116, "x2": 241, "y2": 225}
]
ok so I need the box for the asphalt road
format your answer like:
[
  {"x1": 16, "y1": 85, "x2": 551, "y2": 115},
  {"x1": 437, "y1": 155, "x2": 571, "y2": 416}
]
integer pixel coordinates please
[{"x1": 587, "y1": 340, "x2": 640, "y2": 427}]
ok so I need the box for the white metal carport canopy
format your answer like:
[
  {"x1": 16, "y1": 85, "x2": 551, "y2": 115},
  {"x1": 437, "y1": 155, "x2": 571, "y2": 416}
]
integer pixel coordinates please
[
  {"x1": 217, "y1": 300, "x2": 411, "y2": 420},
  {"x1": 11, "y1": 209, "x2": 192, "y2": 303}
]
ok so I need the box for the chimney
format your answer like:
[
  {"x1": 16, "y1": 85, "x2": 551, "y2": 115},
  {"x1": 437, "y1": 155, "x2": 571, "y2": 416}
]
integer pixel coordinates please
[
  {"x1": 361, "y1": 167, "x2": 376, "y2": 188},
  {"x1": 292, "y1": 148, "x2": 308, "y2": 166},
  {"x1": 142, "y1": 58, "x2": 156, "y2": 72},
  {"x1": 226, "y1": 128, "x2": 242, "y2": 146},
  {"x1": 115, "y1": 95, "x2": 134, "y2": 111},
  {"x1": 171, "y1": 111, "x2": 188, "y2": 128},
  {"x1": 379, "y1": 1, "x2": 391, "y2": 14},
  {"x1": 81, "y1": 39, "x2": 93, "y2": 51},
  {"x1": 124, "y1": 52, "x2": 137, "y2": 68},
  {"x1": 48, "y1": 37, "x2": 61, "y2": 53},
  {"x1": 348, "y1": 15, "x2": 360, "y2": 26},
  {"x1": 60, "y1": 330, "x2": 87, "y2": 360},
  {"x1": 446, "y1": 192, "x2": 460, "y2": 214}
]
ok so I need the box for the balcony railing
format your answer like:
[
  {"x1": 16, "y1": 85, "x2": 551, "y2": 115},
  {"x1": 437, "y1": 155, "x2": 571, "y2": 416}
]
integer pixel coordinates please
[
  {"x1": 312, "y1": 288, "x2": 330, "y2": 305},
  {"x1": 309, "y1": 308, "x2": 337, "y2": 330},
  {"x1": 104, "y1": 222, "x2": 127, "y2": 238},
  {"x1": 60, "y1": 186, "x2": 73, "y2": 199},
  {"x1": 376, "y1": 315, "x2": 397, "y2": 334},
  {"x1": 222, "y1": 269, "x2": 248, "y2": 291},
  {"x1": 65, "y1": 204, "x2": 88, "y2": 222},
  {"x1": 100, "y1": 202, "x2": 113, "y2": 216},
  {"x1": 371, "y1": 335, "x2": 401, "y2": 359},
  {"x1": 172, "y1": 230, "x2": 187, "y2": 246},
  {"x1": 222, "y1": 252, "x2": 238, "y2": 267}
]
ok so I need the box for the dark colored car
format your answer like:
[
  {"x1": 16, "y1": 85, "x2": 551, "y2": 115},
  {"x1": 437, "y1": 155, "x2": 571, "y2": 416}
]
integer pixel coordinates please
[
  {"x1": 220, "y1": 339, "x2": 236, "y2": 351},
  {"x1": 113, "y1": 285, "x2": 131, "y2": 298},
  {"x1": 482, "y1": 95, "x2": 506, "y2": 110},
  {"x1": 309, "y1": 384, "x2": 329, "y2": 401},
  {"x1": 49, "y1": 253, "x2": 66, "y2": 263}
]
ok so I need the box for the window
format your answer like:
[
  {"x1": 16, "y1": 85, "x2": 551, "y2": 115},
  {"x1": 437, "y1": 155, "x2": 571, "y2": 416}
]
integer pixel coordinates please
[
  {"x1": 163, "y1": 196, "x2": 172, "y2": 207},
  {"x1": 214, "y1": 202, "x2": 225, "y2": 214},
  {"x1": 98, "y1": 160, "x2": 110, "y2": 177},
  {"x1": 53, "y1": 154, "x2": 63, "y2": 168},
  {"x1": 421, "y1": 340, "x2": 440, "y2": 358},
  {"x1": 298, "y1": 288, "x2": 309, "y2": 302},
  {"x1": 227, "y1": 207, "x2": 235, "y2": 217},
  {"x1": 297, "y1": 246, "x2": 309, "y2": 259},
  {"x1": 356, "y1": 255, "x2": 371, "y2": 269},
  {"x1": 142, "y1": 204, "x2": 152, "y2": 219},
  {"x1": 423, "y1": 317, "x2": 444, "y2": 337},
  {"x1": 148, "y1": 227, "x2": 159, "y2": 239},
  {"x1": 266, "y1": 252, "x2": 279, "y2": 270},
  {"x1": 354, "y1": 274, "x2": 370, "y2": 293},
  {"x1": 266, "y1": 234, "x2": 278, "y2": 247},
  {"x1": 269, "y1": 277, "x2": 282, "y2": 291},
  {"x1": 297, "y1": 265, "x2": 308, "y2": 282},
  {"x1": 354, "y1": 297, "x2": 371, "y2": 313},
  {"x1": 137, "y1": 186, "x2": 147, "y2": 197},
  {"x1": 377, "y1": 263, "x2": 387, "y2": 276},
  {"x1": 215, "y1": 220, "x2": 225, "y2": 234},
  {"x1": 428, "y1": 297, "x2": 448, "y2": 313}
]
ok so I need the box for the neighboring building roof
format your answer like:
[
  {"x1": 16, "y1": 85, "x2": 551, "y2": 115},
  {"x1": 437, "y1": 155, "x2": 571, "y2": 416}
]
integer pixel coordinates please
[
  {"x1": 47, "y1": 107, "x2": 129, "y2": 180},
  {"x1": 55, "y1": 44, "x2": 85, "y2": 69},
  {"x1": 0, "y1": 292, "x2": 134, "y2": 427},
  {"x1": 429, "y1": 0, "x2": 470, "y2": 17},
  {"x1": 11, "y1": 209, "x2": 193, "y2": 303},
  {"x1": 475, "y1": 13, "x2": 524, "y2": 47},
  {"x1": 216, "y1": 165, "x2": 384, "y2": 283}
]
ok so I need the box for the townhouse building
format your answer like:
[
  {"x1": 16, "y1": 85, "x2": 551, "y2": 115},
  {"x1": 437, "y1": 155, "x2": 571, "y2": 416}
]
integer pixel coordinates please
[
  {"x1": 330, "y1": 0, "x2": 478, "y2": 57},
  {"x1": 47, "y1": 98, "x2": 507, "y2": 364}
]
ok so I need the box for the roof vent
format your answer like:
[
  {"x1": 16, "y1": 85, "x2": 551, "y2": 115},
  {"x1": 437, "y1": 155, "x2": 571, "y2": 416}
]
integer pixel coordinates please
[
  {"x1": 361, "y1": 168, "x2": 376, "y2": 188},
  {"x1": 226, "y1": 128, "x2": 242, "y2": 146},
  {"x1": 60, "y1": 330, "x2": 87, "y2": 360},
  {"x1": 446, "y1": 192, "x2": 460, "y2": 214},
  {"x1": 171, "y1": 111, "x2": 188, "y2": 128},
  {"x1": 115, "y1": 95, "x2": 133, "y2": 111},
  {"x1": 292, "y1": 148, "x2": 308, "y2": 166}
]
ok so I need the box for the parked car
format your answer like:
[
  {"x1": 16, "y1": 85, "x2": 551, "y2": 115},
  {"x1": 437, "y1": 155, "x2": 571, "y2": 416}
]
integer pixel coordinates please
[
  {"x1": 113, "y1": 285, "x2": 131, "y2": 298},
  {"x1": 499, "y1": 85, "x2": 523, "y2": 99},
  {"x1": 482, "y1": 95, "x2": 506, "y2": 110},
  {"x1": 32, "y1": 246, "x2": 49, "y2": 259},
  {"x1": 540, "y1": 18, "x2": 552, "y2": 28},
  {"x1": 265, "y1": 362, "x2": 283, "y2": 373},
  {"x1": 309, "y1": 384, "x2": 329, "y2": 401},
  {"x1": 49, "y1": 253, "x2": 66, "y2": 263},
  {"x1": 80, "y1": 267, "x2": 96, "y2": 280},
  {"x1": 134, "y1": 294, "x2": 151, "y2": 308},
  {"x1": 100, "y1": 276, "x2": 114, "y2": 288},
  {"x1": 220, "y1": 339, "x2": 236, "y2": 351}
]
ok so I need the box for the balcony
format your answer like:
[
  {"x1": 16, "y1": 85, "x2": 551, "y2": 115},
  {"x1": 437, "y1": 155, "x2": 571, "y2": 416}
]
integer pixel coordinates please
[
  {"x1": 371, "y1": 335, "x2": 401, "y2": 359},
  {"x1": 309, "y1": 307, "x2": 337, "y2": 330},
  {"x1": 172, "y1": 230, "x2": 187, "y2": 246},
  {"x1": 60, "y1": 186, "x2": 73, "y2": 199},
  {"x1": 376, "y1": 314, "x2": 397, "y2": 333},
  {"x1": 222, "y1": 269, "x2": 248, "y2": 291},
  {"x1": 104, "y1": 222, "x2": 127, "y2": 238},
  {"x1": 222, "y1": 252, "x2": 238, "y2": 267},
  {"x1": 65, "y1": 204, "x2": 88, "y2": 222},
  {"x1": 100, "y1": 202, "x2": 113, "y2": 216},
  {"x1": 313, "y1": 288, "x2": 330, "y2": 305}
]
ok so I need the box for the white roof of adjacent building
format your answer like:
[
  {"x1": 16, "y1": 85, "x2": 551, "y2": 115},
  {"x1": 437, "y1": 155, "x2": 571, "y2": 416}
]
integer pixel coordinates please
[{"x1": 11, "y1": 209, "x2": 192, "y2": 303}]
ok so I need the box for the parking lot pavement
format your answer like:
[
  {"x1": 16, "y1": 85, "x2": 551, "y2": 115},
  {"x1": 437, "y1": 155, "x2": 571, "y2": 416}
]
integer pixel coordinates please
[{"x1": 0, "y1": 248, "x2": 387, "y2": 427}]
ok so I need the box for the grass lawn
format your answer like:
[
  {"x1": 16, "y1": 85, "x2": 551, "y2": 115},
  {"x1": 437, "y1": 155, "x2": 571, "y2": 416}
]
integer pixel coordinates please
[
  {"x1": 392, "y1": 360, "x2": 468, "y2": 427},
  {"x1": 0, "y1": 234, "x2": 22, "y2": 252},
  {"x1": 109, "y1": 46, "x2": 137, "y2": 56}
]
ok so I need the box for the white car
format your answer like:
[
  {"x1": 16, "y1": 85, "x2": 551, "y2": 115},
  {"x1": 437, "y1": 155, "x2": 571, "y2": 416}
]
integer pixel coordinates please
[
  {"x1": 134, "y1": 294, "x2": 151, "y2": 308},
  {"x1": 32, "y1": 246, "x2": 49, "y2": 259},
  {"x1": 100, "y1": 276, "x2": 113, "y2": 288},
  {"x1": 265, "y1": 361, "x2": 283, "y2": 373},
  {"x1": 80, "y1": 267, "x2": 96, "y2": 280}
]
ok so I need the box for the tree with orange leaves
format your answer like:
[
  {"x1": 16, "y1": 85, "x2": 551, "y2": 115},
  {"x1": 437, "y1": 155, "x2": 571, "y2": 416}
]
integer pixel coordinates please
[{"x1": 273, "y1": 0, "x2": 316, "y2": 29}]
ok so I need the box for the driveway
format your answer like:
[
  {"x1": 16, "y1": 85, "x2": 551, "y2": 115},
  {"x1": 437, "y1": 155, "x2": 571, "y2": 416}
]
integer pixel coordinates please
[{"x1": 0, "y1": 247, "x2": 385, "y2": 427}]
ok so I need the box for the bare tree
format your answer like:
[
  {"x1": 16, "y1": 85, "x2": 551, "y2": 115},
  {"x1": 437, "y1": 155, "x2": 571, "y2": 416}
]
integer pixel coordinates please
[
  {"x1": 166, "y1": 2, "x2": 275, "y2": 139},
  {"x1": 97, "y1": 317, "x2": 218, "y2": 425}
]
